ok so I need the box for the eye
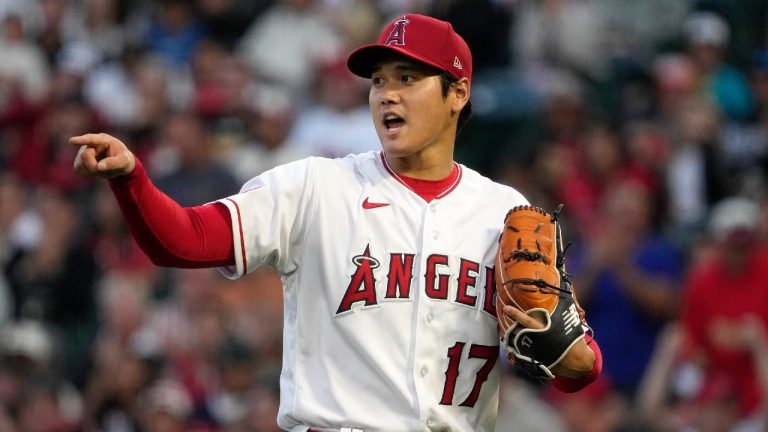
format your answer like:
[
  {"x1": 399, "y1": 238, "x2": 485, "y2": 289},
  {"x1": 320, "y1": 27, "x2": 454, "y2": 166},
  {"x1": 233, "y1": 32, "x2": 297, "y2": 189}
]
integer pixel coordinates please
[
  {"x1": 371, "y1": 76, "x2": 384, "y2": 87},
  {"x1": 401, "y1": 74, "x2": 416, "y2": 84}
]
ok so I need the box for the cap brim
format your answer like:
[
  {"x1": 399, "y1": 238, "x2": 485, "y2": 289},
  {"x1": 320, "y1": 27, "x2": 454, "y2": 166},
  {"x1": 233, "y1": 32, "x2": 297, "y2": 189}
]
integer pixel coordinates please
[{"x1": 347, "y1": 44, "x2": 448, "y2": 79}]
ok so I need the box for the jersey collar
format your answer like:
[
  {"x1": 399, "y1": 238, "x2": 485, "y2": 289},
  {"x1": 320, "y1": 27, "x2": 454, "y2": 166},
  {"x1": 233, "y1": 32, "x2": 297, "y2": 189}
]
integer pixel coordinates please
[{"x1": 379, "y1": 152, "x2": 462, "y2": 202}]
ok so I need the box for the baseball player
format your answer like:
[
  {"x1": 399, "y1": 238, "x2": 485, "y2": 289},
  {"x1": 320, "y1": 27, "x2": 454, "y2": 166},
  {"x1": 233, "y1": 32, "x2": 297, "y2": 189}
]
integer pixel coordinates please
[{"x1": 71, "y1": 14, "x2": 601, "y2": 432}]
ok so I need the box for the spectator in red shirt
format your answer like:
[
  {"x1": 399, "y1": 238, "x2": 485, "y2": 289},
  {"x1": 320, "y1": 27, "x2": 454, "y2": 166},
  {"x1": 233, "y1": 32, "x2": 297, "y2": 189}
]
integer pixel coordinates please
[{"x1": 681, "y1": 196, "x2": 768, "y2": 419}]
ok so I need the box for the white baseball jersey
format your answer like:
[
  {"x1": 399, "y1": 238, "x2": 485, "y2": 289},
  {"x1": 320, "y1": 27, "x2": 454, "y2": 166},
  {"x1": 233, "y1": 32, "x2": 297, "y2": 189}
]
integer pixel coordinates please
[{"x1": 216, "y1": 151, "x2": 528, "y2": 431}]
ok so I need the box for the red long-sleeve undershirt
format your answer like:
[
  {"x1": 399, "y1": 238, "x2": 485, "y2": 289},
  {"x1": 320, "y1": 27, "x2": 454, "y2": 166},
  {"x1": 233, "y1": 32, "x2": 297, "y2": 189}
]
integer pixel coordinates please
[
  {"x1": 108, "y1": 157, "x2": 602, "y2": 390},
  {"x1": 553, "y1": 334, "x2": 603, "y2": 392},
  {"x1": 108, "y1": 158, "x2": 235, "y2": 268}
]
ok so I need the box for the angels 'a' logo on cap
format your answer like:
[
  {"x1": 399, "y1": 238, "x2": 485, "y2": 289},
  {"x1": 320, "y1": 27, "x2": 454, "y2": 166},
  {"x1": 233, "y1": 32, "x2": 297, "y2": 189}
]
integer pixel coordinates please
[
  {"x1": 453, "y1": 56, "x2": 462, "y2": 70},
  {"x1": 384, "y1": 16, "x2": 410, "y2": 46}
]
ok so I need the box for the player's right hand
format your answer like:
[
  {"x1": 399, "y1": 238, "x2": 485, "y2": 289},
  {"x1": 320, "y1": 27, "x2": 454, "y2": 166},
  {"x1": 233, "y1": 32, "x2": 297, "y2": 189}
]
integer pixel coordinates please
[{"x1": 70, "y1": 133, "x2": 136, "y2": 179}]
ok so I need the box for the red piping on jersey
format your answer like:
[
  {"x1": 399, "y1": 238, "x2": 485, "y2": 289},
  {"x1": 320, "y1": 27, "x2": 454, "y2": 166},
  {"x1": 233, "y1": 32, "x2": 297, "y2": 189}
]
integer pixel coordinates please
[
  {"x1": 226, "y1": 198, "x2": 248, "y2": 274},
  {"x1": 379, "y1": 152, "x2": 462, "y2": 202},
  {"x1": 380, "y1": 152, "x2": 410, "y2": 189},
  {"x1": 435, "y1": 164, "x2": 462, "y2": 199}
]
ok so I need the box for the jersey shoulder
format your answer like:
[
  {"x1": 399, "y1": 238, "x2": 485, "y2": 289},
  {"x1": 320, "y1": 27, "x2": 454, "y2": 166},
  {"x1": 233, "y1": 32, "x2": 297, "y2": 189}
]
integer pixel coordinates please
[
  {"x1": 290, "y1": 151, "x2": 378, "y2": 169},
  {"x1": 308, "y1": 151, "x2": 379, "y2": 181},
  {"x1": 238, "y1": 152, "x2": 377, "y2": 191},
  {"x1": 338, "y1": 150, "x2": 379, "y2": 167}
]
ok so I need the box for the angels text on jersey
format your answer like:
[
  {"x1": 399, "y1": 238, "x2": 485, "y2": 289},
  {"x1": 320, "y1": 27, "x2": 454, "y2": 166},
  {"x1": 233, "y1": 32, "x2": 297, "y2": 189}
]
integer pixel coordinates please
[{"x1": 336, "y1": 243, "x2": 498, "y2": 317}]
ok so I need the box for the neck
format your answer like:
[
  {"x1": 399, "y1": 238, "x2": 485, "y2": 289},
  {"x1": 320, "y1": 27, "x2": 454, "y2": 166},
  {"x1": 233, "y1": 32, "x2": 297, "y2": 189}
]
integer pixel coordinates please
[{"x1": 382, "y1": 148, "x2": 455, "y2": 180}]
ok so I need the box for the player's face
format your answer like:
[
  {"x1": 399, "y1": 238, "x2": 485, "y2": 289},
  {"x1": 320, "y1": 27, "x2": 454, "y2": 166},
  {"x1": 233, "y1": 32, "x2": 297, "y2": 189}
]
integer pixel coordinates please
[{"x1": 369, "y1": 56, "x2": 468, "y2": 160}]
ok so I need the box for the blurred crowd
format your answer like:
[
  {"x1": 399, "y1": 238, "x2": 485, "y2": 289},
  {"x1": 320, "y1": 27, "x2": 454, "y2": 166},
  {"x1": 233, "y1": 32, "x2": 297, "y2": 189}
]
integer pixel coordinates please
[{"x1": 1, "y1": 0, "x2": 768, "y2": 431}]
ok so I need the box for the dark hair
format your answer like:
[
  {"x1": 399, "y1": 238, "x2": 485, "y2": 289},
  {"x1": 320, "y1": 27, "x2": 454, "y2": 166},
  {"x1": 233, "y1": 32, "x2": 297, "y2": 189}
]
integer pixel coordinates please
[{"x1": 439, "y1": 72, "x2": 472, "y2": 134}]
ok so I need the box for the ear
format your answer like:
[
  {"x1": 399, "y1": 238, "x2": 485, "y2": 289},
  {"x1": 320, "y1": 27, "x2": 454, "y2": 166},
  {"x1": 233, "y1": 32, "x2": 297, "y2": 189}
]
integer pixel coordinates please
[{"x1": 450, "y1": 78, "x2": 470, "y2": 114}]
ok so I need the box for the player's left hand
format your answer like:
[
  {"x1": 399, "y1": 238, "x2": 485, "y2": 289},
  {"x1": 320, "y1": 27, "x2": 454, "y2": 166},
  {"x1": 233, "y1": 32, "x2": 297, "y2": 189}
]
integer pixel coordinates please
[{"x1": 503, "y1": 305, "x2": 596, "y2": 378}]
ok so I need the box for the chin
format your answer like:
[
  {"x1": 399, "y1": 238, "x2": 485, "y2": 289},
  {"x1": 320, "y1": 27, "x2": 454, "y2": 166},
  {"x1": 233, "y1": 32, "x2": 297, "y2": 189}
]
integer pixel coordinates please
[
  {"x1": 380, "y1": 140, "x2": 412, "y2": 157},
  {"x1": 382, "y1": 147, "x2": 418, "y2": 159}
]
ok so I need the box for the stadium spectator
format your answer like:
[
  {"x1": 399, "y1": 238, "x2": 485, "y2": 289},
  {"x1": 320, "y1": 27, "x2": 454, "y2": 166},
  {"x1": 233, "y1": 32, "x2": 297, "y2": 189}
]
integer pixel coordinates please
[
  {"x1": 679, "y1": 196, "x2": 768, "y2": 424},
  {"x1": 569, "y1": 179, "x2": 684, "y2": 398}
]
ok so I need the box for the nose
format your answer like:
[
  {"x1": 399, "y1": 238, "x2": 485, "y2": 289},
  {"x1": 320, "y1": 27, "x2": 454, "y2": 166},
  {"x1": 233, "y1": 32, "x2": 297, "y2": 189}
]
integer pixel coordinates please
[{"x1": 375, "y1": 85, "x2": 400, "y2": 106}]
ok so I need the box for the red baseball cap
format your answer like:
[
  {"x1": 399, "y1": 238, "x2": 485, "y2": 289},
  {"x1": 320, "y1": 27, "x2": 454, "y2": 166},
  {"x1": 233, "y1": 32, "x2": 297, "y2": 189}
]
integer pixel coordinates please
[{"x1": 347, "y1": 14, "x2": 472, "y2": 83}]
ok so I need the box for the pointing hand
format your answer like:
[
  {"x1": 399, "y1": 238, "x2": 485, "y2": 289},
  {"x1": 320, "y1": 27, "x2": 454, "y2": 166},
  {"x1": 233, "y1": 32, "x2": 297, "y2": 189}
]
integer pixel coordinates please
[{"x1": 70, "y1": 133, "x2": 136, "y2": 179}]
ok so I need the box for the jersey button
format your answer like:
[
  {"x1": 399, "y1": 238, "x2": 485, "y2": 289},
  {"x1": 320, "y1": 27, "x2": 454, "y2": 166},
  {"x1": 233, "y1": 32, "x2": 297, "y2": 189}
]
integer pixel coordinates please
[
  {"x1": 426, "y1": 313, "x2": 433, "y2": 323},
  {"x1": 427, "y1": 418, "x2": 435, "y2": 428},
  {"x1": 432, "y1": 231, "x2": 439, "y2": 240},
  {"x1": 429, "y1": 204, "x2": 437, "y2": 213},
  {"x1": 420, "y1": 366, "x2": 428, "y2": 377}
]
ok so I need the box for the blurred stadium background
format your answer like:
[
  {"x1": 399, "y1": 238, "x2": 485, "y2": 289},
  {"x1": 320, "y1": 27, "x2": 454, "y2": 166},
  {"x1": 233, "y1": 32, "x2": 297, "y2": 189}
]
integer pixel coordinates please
[{"x1": 2, "y1": 0, "x2": 768, "y2": 431}]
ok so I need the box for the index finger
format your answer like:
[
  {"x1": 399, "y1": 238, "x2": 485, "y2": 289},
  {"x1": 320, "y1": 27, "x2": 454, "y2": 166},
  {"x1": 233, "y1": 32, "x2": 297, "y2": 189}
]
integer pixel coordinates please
[
  {"x1": 503, "y1": 305, "x2": 545, "y2": 329},
  {"x1": 69, "y1": 133, "x2": 112, "y2": 151}
]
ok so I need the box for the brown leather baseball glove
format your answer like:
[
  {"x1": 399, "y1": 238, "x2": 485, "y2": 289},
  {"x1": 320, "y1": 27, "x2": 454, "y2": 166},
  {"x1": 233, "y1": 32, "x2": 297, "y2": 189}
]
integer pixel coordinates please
[{"x1": 495, "y1": 204, "x2": 587, "y2": 380}]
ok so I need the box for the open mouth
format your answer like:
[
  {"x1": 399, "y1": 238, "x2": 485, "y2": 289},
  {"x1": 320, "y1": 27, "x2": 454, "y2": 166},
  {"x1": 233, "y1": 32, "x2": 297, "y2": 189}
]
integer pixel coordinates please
[{"x1": 383, "y1": 114, "x2": 405, "y2": 133}]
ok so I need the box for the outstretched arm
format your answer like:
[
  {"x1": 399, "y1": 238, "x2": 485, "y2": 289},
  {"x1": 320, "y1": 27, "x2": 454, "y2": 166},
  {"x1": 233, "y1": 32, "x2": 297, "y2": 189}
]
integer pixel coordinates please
[{"x1": 71, "y1": 133, "x2": 235, "y2": 268}]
